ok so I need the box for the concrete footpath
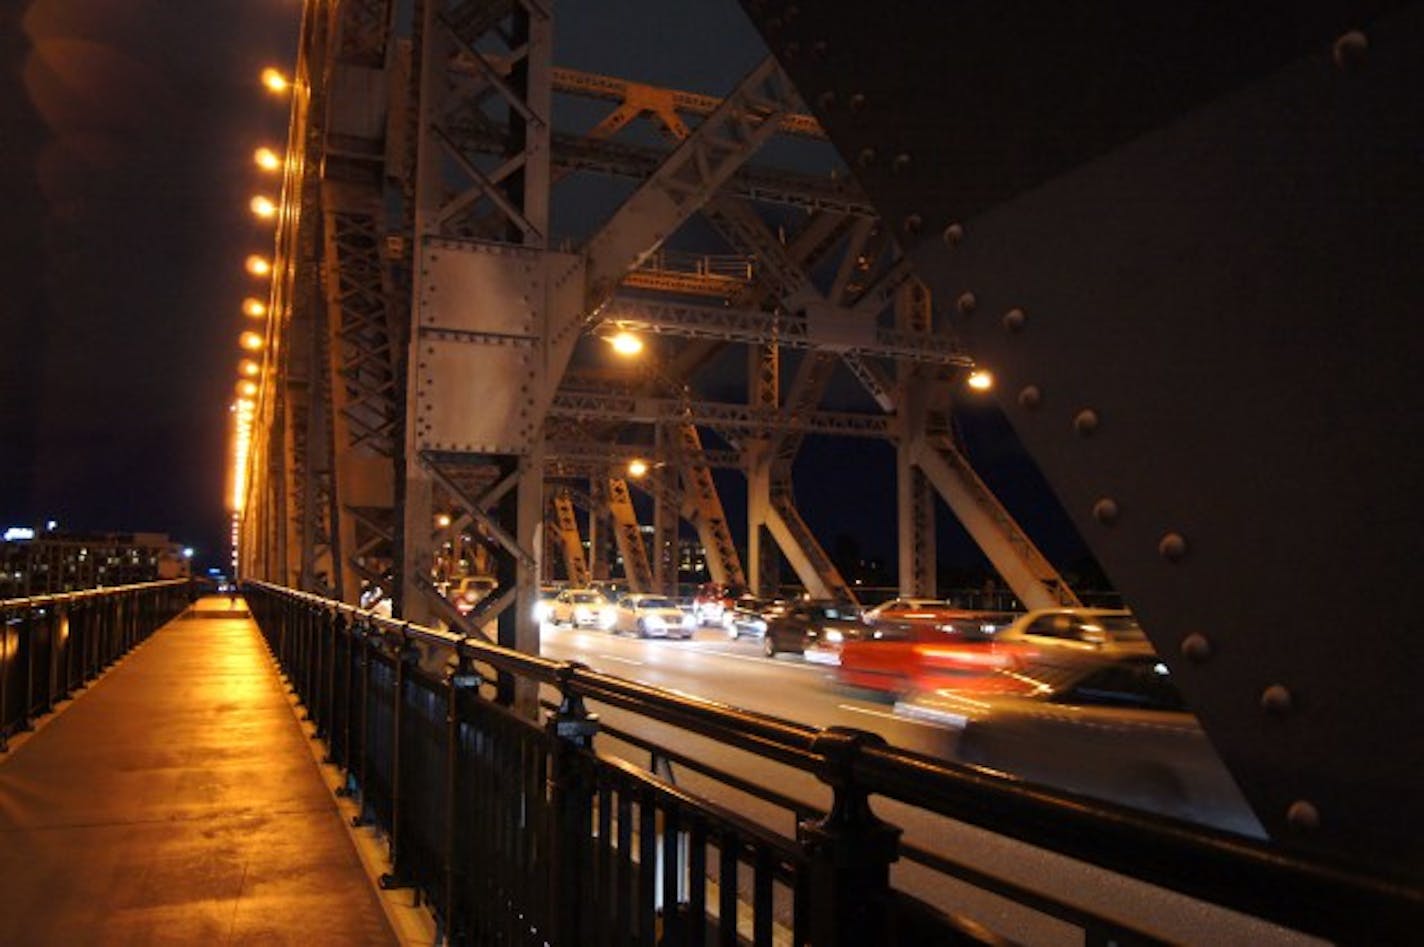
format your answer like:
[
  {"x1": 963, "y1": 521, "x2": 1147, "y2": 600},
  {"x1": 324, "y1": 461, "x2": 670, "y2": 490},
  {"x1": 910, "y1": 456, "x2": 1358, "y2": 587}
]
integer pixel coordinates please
[{"x1": 0, "y1": 596, "x2": 398, "y2": 945}]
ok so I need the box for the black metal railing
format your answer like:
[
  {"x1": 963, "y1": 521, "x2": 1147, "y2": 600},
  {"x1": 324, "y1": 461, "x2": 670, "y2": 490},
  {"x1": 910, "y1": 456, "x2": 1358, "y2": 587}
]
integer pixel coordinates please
[
  {"x1": 245, "y1": 583, "x2": 1422, "y2": 946},
  {"x1": 0, "y1": 579, "x2": 192, "y2": 751}
]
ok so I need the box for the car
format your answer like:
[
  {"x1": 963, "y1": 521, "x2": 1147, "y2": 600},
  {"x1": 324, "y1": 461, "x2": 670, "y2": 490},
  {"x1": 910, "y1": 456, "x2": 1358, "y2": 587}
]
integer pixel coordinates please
[
  {"x1": 861, "y1": 598, "x2": 981, "y2": 633},
  {"x1": 450, "y1": 575, "x2": 497, "y2": 615},
  {"x1": 721, "y1": 596, "x2": 787, "y2": 639},
  {"x1": 993, "y1": 607, "x2": 1148, "y2": 651},
  {"x1": 894, "y1": 650, "x2": 1265, "y2": 837},
  {"x1": 836, "y1": 612, "x2": 1022, "y2": 696},
  {"x1": 531, "y1": 586, "x2": 561, "y2": 623},
  {"x1": 549, "y1": 588, "x2": 615, "y2": 629},
  {"x1": 762, "y1": 601, "x2": 867, "y2": 661},
  {"x1": 691, "y1": 582, "x2": 747, "y2": 627},
  {"x1": 614, "y1": 594, "x2": 696, "y2": 638}
]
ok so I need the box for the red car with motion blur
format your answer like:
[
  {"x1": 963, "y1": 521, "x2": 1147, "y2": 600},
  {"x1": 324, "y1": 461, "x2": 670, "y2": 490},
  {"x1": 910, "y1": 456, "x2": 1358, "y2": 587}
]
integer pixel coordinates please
[{"x1": 837, "y1": 611, "x2": 1023, "y2": 697}]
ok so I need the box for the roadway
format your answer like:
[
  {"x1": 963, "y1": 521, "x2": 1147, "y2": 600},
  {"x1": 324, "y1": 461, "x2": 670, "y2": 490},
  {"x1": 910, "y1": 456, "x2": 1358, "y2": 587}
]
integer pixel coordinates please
[{"x1": 538, "y1": 620, "x2": 1320, "y2": 947}]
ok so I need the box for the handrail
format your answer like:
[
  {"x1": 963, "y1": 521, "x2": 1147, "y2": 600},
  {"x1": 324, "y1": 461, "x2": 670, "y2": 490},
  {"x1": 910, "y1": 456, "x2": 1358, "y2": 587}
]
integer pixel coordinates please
[
  {"x1": 246, "y1": 580, "x2": 1424, "y2": 941},
  {"x1": 0, "y1": 578, "x2": 191, "y2": 610}
]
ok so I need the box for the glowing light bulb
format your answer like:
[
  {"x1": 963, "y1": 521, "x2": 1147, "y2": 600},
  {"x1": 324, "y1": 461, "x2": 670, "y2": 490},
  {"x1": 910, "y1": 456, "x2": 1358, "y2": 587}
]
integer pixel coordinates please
[
  {"x1": 261, "y1": 68, "x2": 290, "y2": 94},
  {"x1": 609, "y1": 330, "x2": 644, "y2": 357},
  {"x1": 250, "y1": 195, "x2": 276, "y2": 219},
  {"x1": 239, "y1": 331, "x2": 264, "y2": 352},
  {"x1": 627, "y1": 459, "x2": 649, "y2": 478},
  {"x1": 254, "y1": 147, "x2": 281, "y2": 172},
  {"x1": 245, "y1": 255, "x2": 271, "y2": 277},
  {"x1": 242, "y1": 298, "x2": 267, "y2": 318},
  {"x1": 967, "y1": 370, "x2": 994, "y2": 392}
]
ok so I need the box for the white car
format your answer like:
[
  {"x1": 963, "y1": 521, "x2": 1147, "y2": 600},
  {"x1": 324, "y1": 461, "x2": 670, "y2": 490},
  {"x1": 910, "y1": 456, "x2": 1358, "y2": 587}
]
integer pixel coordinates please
[
  {"x1": 994, "y1": 608, "x2": 1146, "y2": 651},
  {"x1": 549, "y1": 589, "x2": 615, "y2": 629},
  {"x1": 614, "y1": 594, "x2": 696, "y2": 639}
]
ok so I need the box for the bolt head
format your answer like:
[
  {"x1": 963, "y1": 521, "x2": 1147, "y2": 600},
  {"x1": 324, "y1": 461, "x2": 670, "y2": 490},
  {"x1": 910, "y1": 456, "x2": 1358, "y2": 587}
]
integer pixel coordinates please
[
  {"x1": 1180, "y1": 632, "x2": 1211, "y2": 662},
  {"x1": 1092, "y1": 497, "x2": 1119, "y2": 525},
  {"x1": 943, "y1": 223, "x2": 964, "y2": 246},
  {"x1": 1261, "y1": 683, "x2": 1294, "y2": 713},
  {"x1": 1003, "y1": 307, "x2": 1026, "y2": 333},
  {"x1": 1286, "y1": 800, "x2": 1320, "y2": 831},
  {"x1": 1332, "y1": 30, "x2": 1368, "y2": 72},
  {"x1": 1158, "y1": 532, "x2": 1188, "y2": 562},
  {"x1": 1073, "y1": 409, "x2": 1099, "y2": 436},
  {"x1": 1017, "y1": 385, "x2": 1042, "y2": 410},
  {"x1": 956, "y1": 292, "x2": 977, "y2": 315}
]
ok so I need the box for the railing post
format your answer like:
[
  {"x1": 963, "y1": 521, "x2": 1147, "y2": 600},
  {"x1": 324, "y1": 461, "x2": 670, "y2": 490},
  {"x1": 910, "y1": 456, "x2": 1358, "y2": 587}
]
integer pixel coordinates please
[
  {"x1": 379, "y1": 623, "x2": 415, "y2": 890},
  {"x1": 0, "y1": 608, "x2": 11, "y2": 752},
  {"x1": 443, "y1": 652, "x2": 482, "y2": 944},
  {"x1": 798, "y1": 727, "x2": 902, "y2": 947},
  {"x1": 545, "y1": 662, "x2": 600, "y2": 946}
]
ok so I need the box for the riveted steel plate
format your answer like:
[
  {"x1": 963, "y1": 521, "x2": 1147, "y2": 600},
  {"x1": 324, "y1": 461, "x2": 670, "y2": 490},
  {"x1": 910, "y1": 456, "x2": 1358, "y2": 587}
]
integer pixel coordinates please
[{"x1": 746, "y1": 0, "x2": 1424, "y2": 871}]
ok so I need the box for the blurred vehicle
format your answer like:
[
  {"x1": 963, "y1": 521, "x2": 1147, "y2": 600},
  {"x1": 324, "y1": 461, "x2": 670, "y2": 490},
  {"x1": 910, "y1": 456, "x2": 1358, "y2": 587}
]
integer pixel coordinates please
[
  {"x1": 862, "y1": 598, "x2": 979, "y2": 633},
  {"x1": 837, "y1": 612, "x2": 1021, "y2": 696},
  {"x1": 692, "y1": 582, "x2": 747, "y2": 626},
  {"x1": 614, "y1": 594, "x2": 696, "y2": 638},
  {"x1": 895, "y1": 651, "x2": 1264, "y2": 837},
  {"x1": 994, "y1": 607, "x2": 1147, "y2": 651},
  {"x1": 721, "y1": 596, "x2": 787, "y2": 639},
  {"x1": 532, "y1": 586, "x2": 561, "y2": 623},
  {"x1": 763, "y1": 601, "x2": 867, "y2": 662},
  {"x1": 451, "y1": 575, "x2": 497, "y2": 616},
  {"x1": 549, "y1": 588, "x2": 615, "y2": 629}
]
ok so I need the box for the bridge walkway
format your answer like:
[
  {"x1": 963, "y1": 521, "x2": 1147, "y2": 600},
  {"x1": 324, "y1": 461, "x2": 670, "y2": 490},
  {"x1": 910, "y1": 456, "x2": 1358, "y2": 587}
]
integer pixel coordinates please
[{"x1": 0, "y1": 596, "x2": 399, "y2": 946}]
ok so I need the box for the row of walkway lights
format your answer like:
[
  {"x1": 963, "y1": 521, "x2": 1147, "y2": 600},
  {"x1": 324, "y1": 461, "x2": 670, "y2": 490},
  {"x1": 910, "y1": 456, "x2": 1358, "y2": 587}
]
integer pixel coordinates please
[{"x1": 229, "y1": 67, "x2": 292, "y2": 574}]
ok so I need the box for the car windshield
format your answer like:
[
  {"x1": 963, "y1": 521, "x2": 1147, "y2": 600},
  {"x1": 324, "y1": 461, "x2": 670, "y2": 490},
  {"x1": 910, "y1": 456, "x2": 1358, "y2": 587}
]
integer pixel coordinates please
[
  {"x1": 809, "y1": 605, "x2": 854, "y2": 621},
  {"x1": 571, "y1": 592, "x2": 602, "y2": 603},
  {"x1": 637, "y1": 597, "x2": 677, "y2": 609}
]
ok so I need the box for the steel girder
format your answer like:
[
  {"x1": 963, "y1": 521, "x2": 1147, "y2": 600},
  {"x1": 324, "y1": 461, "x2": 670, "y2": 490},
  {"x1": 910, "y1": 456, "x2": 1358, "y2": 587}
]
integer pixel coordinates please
[
  {"x1": 549, "y1": 489, "x2": 590, "y2": 586},
  {"x1": 549, "y1": 390, "x2": 892, "y2": 439},
  {"x1": 742, "y1": 0, "x2": 1424, "y2": 871}
]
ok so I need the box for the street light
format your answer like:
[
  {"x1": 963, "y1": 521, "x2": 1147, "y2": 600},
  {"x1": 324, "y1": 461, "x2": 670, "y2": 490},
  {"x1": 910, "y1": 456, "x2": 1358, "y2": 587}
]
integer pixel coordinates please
[
  {"x1": 237, "y1": 379, "x2": 258, "y2": 398},
  {"x1": 239, "y1": 331, "x2": 264, "y2": 352},
  {"x1": 253, "y1": 147, "x2": 282, "y2": 172},
  {"x1": 239, "y1": 359, "x2": 260, "y2": 378},
  {"x1": 608, "y1": 330, "x2": 644, "y2": 357},
  {"x1": 261, "y1": 67, "x2": 290, "y2": 95},
  {"x1": 245, "y1": 255, "x2": 271, "y2": 277},
  {"x1": 627, "y1": 459, "x2": 649, "y2": 478},
  {"x1": 249, "y1": 195, "x2": 276, "y2": 219},
  {"x1": 435, "y1": 513, "x2": 453, "y2": 529},
  {"x1": 242, "y1": 298, "x2": 267, "y2": 318},
  {"x1": 967, "y1": 369, "x2": 994, "y2": 392}
]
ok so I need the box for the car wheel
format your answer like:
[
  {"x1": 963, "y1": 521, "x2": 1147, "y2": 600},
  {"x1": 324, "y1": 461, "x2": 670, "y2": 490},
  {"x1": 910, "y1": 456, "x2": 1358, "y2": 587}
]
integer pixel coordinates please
[
  {"x1": 637, "y1": 619, "x2": 648, "y2": 638},
  {"x1": 763, "y1": 634, "x2": 777, "y2": 657}
]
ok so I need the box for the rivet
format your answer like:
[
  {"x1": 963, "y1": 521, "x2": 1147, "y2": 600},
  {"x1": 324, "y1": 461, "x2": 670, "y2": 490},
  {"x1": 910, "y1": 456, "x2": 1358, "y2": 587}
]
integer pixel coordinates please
[
  {"x1": 892, "y1": 153, "x2": 912, "y2": 173},
  {"x1": 1261, "y1": 684, "x2": 1293, "y2": 713},
  {"x1": 1158, "y1": 532, "x2": 1187, "y2": 562},
  {"x1": 956, "y1": 292, "x2": 977, "y2": 315},
  {"x1": 812, "y1": 40, "x2": 828, "y2": 57},
  {"x1": 1017, "y1": 386, "x2": 1042, "y2": 410},
  {"x1": 943, "y1": 222, "x2": 964, "y2": 246},
  {"x1": 1286, "y1": 800, "x2": 1320, "y2": 831},
  {"x1": 783, "y1": 40, "x2": 800, "y2": 59},
  {"x1": 817, "y1": 91, "x2": 836, "y2": 110},
  {"x1": 857, "y1": 147, "x2": 877, "y2": 168},
  {"x1": 849, "y1": 93, "x2": 866, "y2": 111},
  {"x1": 1003, "y1": 307, "x2": 1026, "y2": 333},
  {"x1": 1180, "y1": 633, "x2": 1211, "y2": 662},
  {"x1": 902, "y1": 214, "x2": 923, "y2": 235},
  {"x1": 1332, "y1": 30, "x2": 1367, "y2": 72},
  {"x1": 1073, "y1": 408, "x2": 1099, "y2": 436},
  {"x1": 1092, "y1": 498, "x2": 1119, "y2": 525}
]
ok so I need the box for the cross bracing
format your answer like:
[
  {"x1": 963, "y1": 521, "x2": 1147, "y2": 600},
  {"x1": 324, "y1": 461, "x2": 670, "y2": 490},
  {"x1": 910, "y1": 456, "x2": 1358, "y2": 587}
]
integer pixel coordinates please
[{"x1": 240, "y1": 0, "x2": 1077, "y2": 676}]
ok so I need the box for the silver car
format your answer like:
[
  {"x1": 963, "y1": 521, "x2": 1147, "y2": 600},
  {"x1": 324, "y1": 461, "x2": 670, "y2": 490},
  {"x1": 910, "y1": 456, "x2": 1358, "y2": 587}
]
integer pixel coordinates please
[
  {"x1": 613, "y1": 594, "x2": 696, "y2": 639},
  {"x1": 896, "y1": 650, "x2": 1265, "y2": 837}
]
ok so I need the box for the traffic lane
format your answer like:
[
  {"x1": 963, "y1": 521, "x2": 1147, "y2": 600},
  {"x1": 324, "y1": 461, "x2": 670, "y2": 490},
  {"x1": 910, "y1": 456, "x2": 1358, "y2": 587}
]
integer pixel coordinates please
[
  {"x1": 537, "y1": 623, "x2": 1320, "y2": 947},
  {"x1": 539, "y1": 622, "x2": 959, "y2": 760}
]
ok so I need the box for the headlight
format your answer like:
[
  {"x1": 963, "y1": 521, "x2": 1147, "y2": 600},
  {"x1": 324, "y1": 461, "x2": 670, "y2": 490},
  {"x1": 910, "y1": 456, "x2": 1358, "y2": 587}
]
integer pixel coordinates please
[
  {"x1": 599, "y1": 608, "x2": 616, "y2": 629},
  {"x1": 533, "y1": 602, "x2": 551, "y2": 622},
  {"x1": 825, "y1": 629, "x2": 844, "y2": 644},
  {"x1": 682, "y1": 612, "x2": 696, "y2": 628},
  {"x1": 643, "y1": 614, "x2": 665, "y2": 629},
  {"x1": 574, "y1": 606, "x2": 591, "y2": 621}
]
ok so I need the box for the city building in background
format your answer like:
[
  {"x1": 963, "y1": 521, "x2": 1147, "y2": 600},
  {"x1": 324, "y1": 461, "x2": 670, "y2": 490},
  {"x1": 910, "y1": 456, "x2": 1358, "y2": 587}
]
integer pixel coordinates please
[{"x1": 0, "y1": 526, "x2": 191, "y2": 598}]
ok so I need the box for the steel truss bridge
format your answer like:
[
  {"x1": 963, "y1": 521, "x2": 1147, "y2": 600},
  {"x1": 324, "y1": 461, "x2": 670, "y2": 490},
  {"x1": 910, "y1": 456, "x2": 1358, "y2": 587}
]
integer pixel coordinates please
[{"x1": 234, "y1": 0, "x2": 1424, "y2": 923}]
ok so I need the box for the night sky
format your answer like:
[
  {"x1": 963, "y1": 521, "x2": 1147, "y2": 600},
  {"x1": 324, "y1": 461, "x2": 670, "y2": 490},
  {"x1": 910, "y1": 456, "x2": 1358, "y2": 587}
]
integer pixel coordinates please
[
  {"x1": 0, "y1": 1, "x2": 1088, "y2": 583},
  {"x1": 1, "y1": 1, "x2": 296, "y2": 567}
]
